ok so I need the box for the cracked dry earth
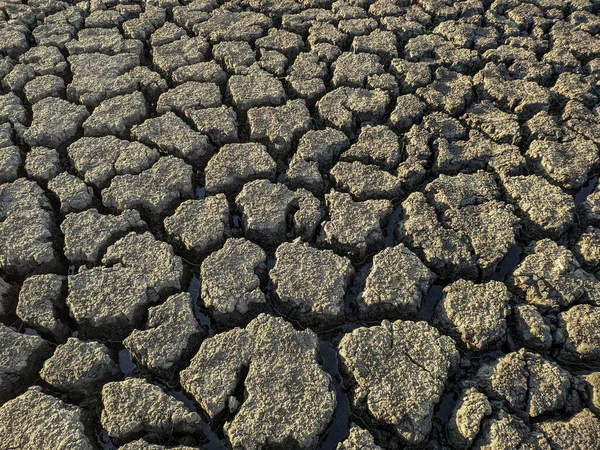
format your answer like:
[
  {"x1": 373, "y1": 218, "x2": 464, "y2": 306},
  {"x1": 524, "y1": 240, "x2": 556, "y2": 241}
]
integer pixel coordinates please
[{"x1": 2, "y1": 1, "x2": 600, "y2": 450}]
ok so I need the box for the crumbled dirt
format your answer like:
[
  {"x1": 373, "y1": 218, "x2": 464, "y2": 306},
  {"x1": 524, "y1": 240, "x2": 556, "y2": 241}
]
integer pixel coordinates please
[{"x1": 1, "y1": 1, "x2": 600, "y2": 449}]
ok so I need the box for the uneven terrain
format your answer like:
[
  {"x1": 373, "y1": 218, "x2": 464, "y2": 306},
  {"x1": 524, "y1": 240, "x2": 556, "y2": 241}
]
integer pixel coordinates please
[{"x1": 1, "y1": 0, "x2": 600, "y2": 449}]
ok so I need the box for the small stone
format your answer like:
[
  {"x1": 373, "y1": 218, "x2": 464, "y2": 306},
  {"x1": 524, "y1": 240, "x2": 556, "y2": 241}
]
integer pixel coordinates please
[
  {"x1": 24, "y1": 147, "x2": 61, "y2": 181},
  {"x1": 433, "y1": 279, "x2": 510, "y2": 351},
  {"x1": 357, "y1": 244, "x2": 435, "y2": 320},
  {"x1": 321, "y1": 190, "x2": 393, "y2": 260},
  {"x1": 48, "y1": 173, "x2": 95, "y2": 214},
  {"x1": 200, "y1": 238, "x2": 266, "y2": 327},
  {"x1": 24, "y1": 97, "x2": 89, "y2": 149},
  {"x1": 204, "y1": 143, "x2": 276, "y2": 194},
  {"x1": 61, "y1": 209, "x2": 146, "y2": 265},
  {"x1": 102, "y1": 156, "x2": 194, "y2": 218},
  {"x1": 180, "y1": 314, "x2": 335, "y2": 449},
  {"x1": 338, "y1": 320, "x2": 458, "y2": 445},
  {"x1": 101, "y1": 378, "x2": 202, "y2": 443},
  {"x1": 164, "y1": 195, "x2": 230, "y2": 257},
  {"x1": 16, "y1": 274, "x2": 69, "y2": 342},
  {"x1": 0, "y1": 387, "x2": 94, "y2": 449},
  {"x1": 124, "y1": 292, "x2": 204, "y2": 378},
  {"x1": 0, "y1": 324, "x2": 51, "y2": 403},
  {"x1": 235, "y1": 179, "x2": 322, "y2": 246},
  {"x1": 132, "y1": 112, "x2": 214, "y2": 168},
  {"x1": 271, "y1": 240, "x2": 354, "y2": 327},
  {"x1": 40, "y1": 338, "x2": 120, "y2": 397}
]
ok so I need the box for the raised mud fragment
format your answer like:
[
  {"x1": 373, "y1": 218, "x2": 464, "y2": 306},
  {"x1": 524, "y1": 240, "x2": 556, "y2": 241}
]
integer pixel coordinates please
[
  {"x1": 509, "y1": 239, "x2": 600, "y2": 311},
  {"x1": 503, "y1": 174, "x2": 574, "y2": 239},
  {"x1": 340, "y1": 124, "x2": 400, "y2": 171},
  {"x1": 204, "y1": 143, "x2": 276, "y2": 194},
  {"x1": 321, "y1": 190, "x2": 393, "y2": 260},
  {"x1": 295, "y1": 127, "x2": 350, "y2": 170},
  {"x1": 61, "y1": 209, "x2": 146, "y2": 265},
  {"x1": 180, "y1": 314, "x2": 336, "y2": 450},
  {"x1": 271, "y1": 240, "x2": 354, "y2": 327},
  {"x1": 66, "y1": 266, "x2": 154, "y2": 340},
  {"x1": 513, "y1": 304, "x2": 553, "y2": 352},
  {"x1": 48, "y1": 172, "x2": 95, "y2": 214},
  {"x1": 102, "y1": 156, "x2": 194, "y2": 218},
  {"x1": 357, "y1": 244, "x2": 435, "y2": 320},
  {"x1": 40, "y1": 338, "x2": 120, "y2": 397},
  {"x1": 200, "y1": 238, "x2": 266, "y2": 327},
  {"x1": 526, "y1": 137, "x2": 599, "y2": 192},
  {"x1": 24, "y1": 146, "x2": 61, "y2": 182},
  {"x1": 0, "y1": 178, "x2": 59, "y2": 276},
  {"x1": 0, "y1": 387, "x2": 94, "y2": 449},
  {"x1": 336, "y1": 424, "x2": 382, "y2": 450},
  {"x1": 164, "y1": 195, "x2": 230, "y2": 257},
  {"x1": 123, "y1": 293, "x2": 204, "y2": 379},
  {"x1": 0, "y1": 324, "x2": 51, "y2": 403},
  {"x1": 83, "y1": 91, "x2": 148, "y2": 138},
  {"x1": 536, "y1": 409, "x2": 600, "y2": 450},
  {"x1": 338, "y1": 320, "x2": 458, "y2": 446},
  {"x1": 433, "y1": 279, "x2": 510, "y2": 351},
  {"x1": 248, "y1": 99, "x2": 312, "y2": 159},
  {"x1": 330, "y1": 161, "x2": 403, "y2": 201},
  {"x1": 156, "y1": 82, "x2": 221, "y2": 114},
  {"x1": 16, "y1": 274, "x2": 69, "y2": 342},
  {"x1": 131, "y1": 112, "x2": 214, "y2": 167},
  {"x1": 447, "y1": 387, "x2": 492, "y2": 450},
  {"x1": 316, "y1": 87, "x2": 390, "y2": 136},
  {"x1": 24, "y1": 97, "x2": 89, "y2": 149},
  {"x1": 185, "y1": 105, "x2": 239, "y2": 145},
  {"x1": 68, "y1": 136, "x2": 160, "y2": 189},
  {"x1": 101, "y1": 378, "x2": 202, "y2": 443},
  {"x1": 555, "y1": 304, "x2": 600, "y2": 365},
  {"x1": 476, "y1": 349, "x2": 571, "y2": 418},
  {"x1": 235, "y1": 179, "x2": 322, "y2": 246}
]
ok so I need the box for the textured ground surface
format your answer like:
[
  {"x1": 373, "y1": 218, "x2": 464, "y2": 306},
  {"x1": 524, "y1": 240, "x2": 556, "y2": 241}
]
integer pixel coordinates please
[{"x1": 1, "y1": 0, "x2": 600, "y2": 449}]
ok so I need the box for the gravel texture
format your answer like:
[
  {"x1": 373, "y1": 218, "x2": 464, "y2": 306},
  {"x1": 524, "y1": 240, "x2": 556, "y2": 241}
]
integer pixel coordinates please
[{"x1": 0, "y1": 0, "x2": 599, "y2": 449}]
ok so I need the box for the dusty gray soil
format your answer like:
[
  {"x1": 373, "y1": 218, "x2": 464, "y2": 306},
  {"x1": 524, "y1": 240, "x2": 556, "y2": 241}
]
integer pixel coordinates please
[{"x1": 0, "y1": 0, "x2": 600, "y2": 449}]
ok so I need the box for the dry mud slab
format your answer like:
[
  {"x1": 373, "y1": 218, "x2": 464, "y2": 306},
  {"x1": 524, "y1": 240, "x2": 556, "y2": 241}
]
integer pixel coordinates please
[{"x1": 0, "y1": 0, "x2": 600, "y2": 449}]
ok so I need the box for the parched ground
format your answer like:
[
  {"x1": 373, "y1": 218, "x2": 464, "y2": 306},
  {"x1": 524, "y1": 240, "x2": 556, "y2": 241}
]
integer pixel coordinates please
[{"x1": 1, "y1": 0, "x2": 600, "y2": 449}]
